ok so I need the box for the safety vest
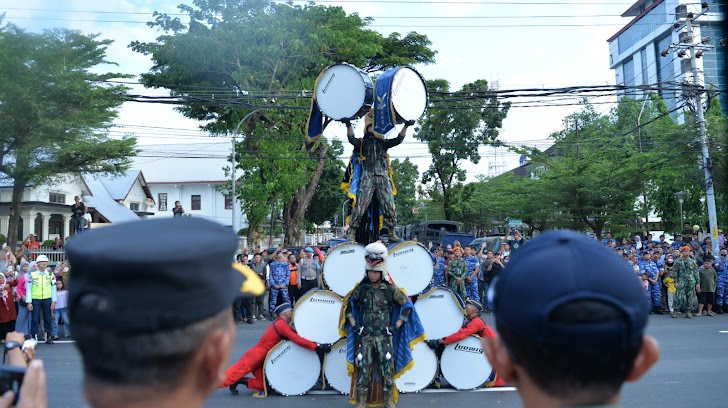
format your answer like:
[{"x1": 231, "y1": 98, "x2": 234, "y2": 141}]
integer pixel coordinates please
[{"x1": 30, "y1": 271, "x2": 55, "y2": 300}]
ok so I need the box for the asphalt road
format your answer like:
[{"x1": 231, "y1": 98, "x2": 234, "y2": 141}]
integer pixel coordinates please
[{"x1": 37, "y1": 313, "x2": 728, "y2": 408}]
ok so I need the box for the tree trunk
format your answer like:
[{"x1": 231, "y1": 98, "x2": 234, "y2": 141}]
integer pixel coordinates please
[
  {"x1": 7, "y1": 178, "x2": 27, "y2": 248},
  {"x1": 283, "y1": 146, "x2": 328, "y2": 245},
  {"x1": 246, "y1": 220, "x2": 259, "y2": 247}
]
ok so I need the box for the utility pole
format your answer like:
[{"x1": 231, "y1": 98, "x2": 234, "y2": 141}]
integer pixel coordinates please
[
  {"x1": 662, "y1": 3, "x2": 719, "y2": 255},
  {"x1": 637, "y1": 97, "x2": 649, "y2": 235},
  {"x1": 231, "y1": 110, "x2": 261, "y2": 235}
]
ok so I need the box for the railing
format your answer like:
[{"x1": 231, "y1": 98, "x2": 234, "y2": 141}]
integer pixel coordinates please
[{"x1": 27, "y1": 247, "x2": 67, "y2": 264}]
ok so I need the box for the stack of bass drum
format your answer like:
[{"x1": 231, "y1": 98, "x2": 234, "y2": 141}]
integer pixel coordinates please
[{"x1": 262, "y1": 240, "x2": 496, "y2": 396}]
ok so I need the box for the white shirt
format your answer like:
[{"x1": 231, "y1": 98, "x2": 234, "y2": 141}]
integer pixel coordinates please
[{"x1": 83, "y1": 213, "x2": 92, "y2": 228}]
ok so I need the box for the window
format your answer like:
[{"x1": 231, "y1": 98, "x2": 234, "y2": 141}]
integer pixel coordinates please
[
  {"x1": 225, "y1": 194, "x2": 233, "y2": 210},
  {"x1": 130, "y1": 202, "x2": 140, "y2": 211},
  {"x1": 623, "y1": 57, "x2": 635, "y2": 87},
  {"x1": 158, "y1": 193, "x2": 167, "y2": 211},
  {"x1": 191, "y1": 195, "x2": 201, "y2": 210},
  {"x1": 49, "y1": 193, "x2": 66, "y2": 204}
]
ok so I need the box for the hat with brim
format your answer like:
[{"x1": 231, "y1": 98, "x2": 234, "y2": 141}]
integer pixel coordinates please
[
  {"x1": 274, "y1": 302, "x2": 292, "y2": 316},
  {"x1": 66, "y1": 217, "x2": 266, "y2": 335}
]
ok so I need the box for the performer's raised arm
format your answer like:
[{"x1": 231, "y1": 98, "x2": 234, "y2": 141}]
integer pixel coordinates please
[
  {"x1": 342, "y1": 118, "x2": 359, "y2": 148},
  {"x1": 384, "y1": 120, "x2": 414, "y2": 149}
]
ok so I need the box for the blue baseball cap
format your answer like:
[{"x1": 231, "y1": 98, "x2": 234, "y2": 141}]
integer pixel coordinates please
[
  {"x1": 304, "y1": 246, "x2": 314, "y2": 253},
  {"x1": 490, "y1": 230, "x2": 648, "y2": 348}
]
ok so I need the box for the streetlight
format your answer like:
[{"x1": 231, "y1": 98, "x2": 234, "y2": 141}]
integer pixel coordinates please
[
  {"x1": 231, "y1": 110, "x2": 261, "y2": 235},
  {"x1": 674, "y1": 191, "x2": 687, "y2": 229}
]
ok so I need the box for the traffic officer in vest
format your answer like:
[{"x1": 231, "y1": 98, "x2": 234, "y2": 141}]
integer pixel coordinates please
[
  {"x1": 296, "y1": 247, "x2": 320, "y2": 296},
  {"x1": 25, "y1": 254, "x2": 57, "y2": 344}
]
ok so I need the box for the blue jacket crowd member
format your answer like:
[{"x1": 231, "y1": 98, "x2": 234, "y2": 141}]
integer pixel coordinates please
[
  {"x1": 432, "y1": 248, "x2": 446, "y2": 286},
  {"x1": 268, "y1": 252, "x2": 290, "y2": 320},
  {"x1": 715, "y1": 249, "x2": 728, "y2": 314},
  {"x1": 341, "y1": 242, "x2": 424, "y2": 408},
  {"x1": 464, "y1": 247, "x2": 480, "y2": 302},
  {"x1": 483, "y1": 231, "x2": 659, "y2": 408},
  {"x1": 638, "y1": 251, "x2": 663, "y2": 314},
  {"x1": 65, "y1": 217, "x2": 264, "y2": 408}
]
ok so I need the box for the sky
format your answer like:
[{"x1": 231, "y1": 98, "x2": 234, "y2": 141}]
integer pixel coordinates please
[{"x1": 2, "y1": 0, "x2": 636, "y2": 181}]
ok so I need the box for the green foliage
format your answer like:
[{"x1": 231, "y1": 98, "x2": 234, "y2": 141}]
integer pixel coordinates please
[
  {"x1": 305, "y1": 139, "x2": 345, "y2": 225},
  {"x1": 132, "y1": 0, "x2": 435, "y2": 243},
  {"x1": 41, "y1": 240, "x2": 55, "y2": 247},
  {"x1": 390, "y1": 158, "x2": 419, "y2": 225},
  {"x1": 0, "y1": 23, "x2": 137, "y2": 245},
  {"x1": 414, "y1": 79, "x2": 510, "y2": 219}
]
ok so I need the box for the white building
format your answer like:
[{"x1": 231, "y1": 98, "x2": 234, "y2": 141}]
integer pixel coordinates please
[
  {"x1": 133, "y1": 145, "x2": 247, "y2": 232},
  {"x1": 0, "y1": 171, "x2": 155, "y2": 243},
  {"x1": 608, "y1": 0, "x2": 726, "y2": 116}
]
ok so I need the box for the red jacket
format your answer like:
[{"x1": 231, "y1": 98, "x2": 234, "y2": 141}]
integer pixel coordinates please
[{"x1": 221, "y1": 318, "x2": 316, "y2": 390}]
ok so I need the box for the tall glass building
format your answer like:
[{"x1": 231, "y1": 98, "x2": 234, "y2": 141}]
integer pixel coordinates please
[{"x1": 607, "y1": 0, "x2": 726, "y2": 116}]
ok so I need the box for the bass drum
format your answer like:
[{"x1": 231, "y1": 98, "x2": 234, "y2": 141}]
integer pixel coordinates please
[
  {"x1": 415, "y1": 286, "x2": 465, "y2": 340},
  {"x1": 378, "y1": 66, "x2": 428, "y2": 123},
  {"x1": 292, "y1": 289, "x2": 343, "y2": 345},
  {"x1": 315, "y1": 63, "x2": 373, "y2": 120},
  {"x1": 395, "y1": 341, "x2": 437, "y2": 393},
  {"x1": 387, "y1": 241, "x2": 434, "y2": 295},
  {"x1": 323, "y1": 242, "x2": 366, "y2": 297},
  {"x1": 440, "y1": 336, "x2": 494, "y2": 390},
  {"x1": 264, "y1": 340, "x2": 321, "y2": 396},
  {"x1": 322, "y1": 338, "x2": 351, "y2": 395}
]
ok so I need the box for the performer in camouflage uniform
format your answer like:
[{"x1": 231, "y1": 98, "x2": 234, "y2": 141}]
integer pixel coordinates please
[
  {"x1": 446, "y1": 247, "x2": 469, "y2": 301},
  {"x1": 674, "y1": 245, "x2": 700, "y2": 318},
  {"x1": 343, "y1": 116, "x2": 414, "y2": 243},
  {"x1": 345, "y1": 242, "x2": 411, "y2": 408}
]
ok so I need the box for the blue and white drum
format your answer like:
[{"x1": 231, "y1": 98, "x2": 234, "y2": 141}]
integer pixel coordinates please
[
  {"x1": 322, "y1": 338, "x2": 350, "y2": 395},
  {"x1": 315, "y1": 63, "x2": 373, "y2": 120},
  {"x1": 395, "y1": 341, "x2": 437, "y2": 393},
  {"x1": 387, "y1": 241, "x2": 434, "y2": 295},
  {"x1": 440, "y1": 336, "x2": 494, "y2": 390},
  {"x1": 292, "y1": 289, "x2": 343, "y2": 344},
  {"x1": 415, "y1": 286, "x2": 465, "y2": 340},
  {"x1": 323, "y1": 242, "x2": 366, "y2": 297},
  {"x1": 264, "y1": 340, "x2": 321, "y2": 396},
  {"x1": 379, "y1": 66, "x2": 428, "y2": 123}
]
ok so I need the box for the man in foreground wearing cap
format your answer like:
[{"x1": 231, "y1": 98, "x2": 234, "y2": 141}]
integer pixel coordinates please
[
  {"x1": 482, "y1": 231, "x2": 660, "y2": 408},
  {"x1": 65, "y1": 217, "x2": 265, "y2": 408},
  {"x1": 25, "y1": 254, "x2": 56, "y2": 344},
  {"x1": 341, "y1": 242, "x2": 424, "y2": 408},
  {"x1": 426, "y1": 300, "x2": 507, "y2": 387},
  {"x1": 222, "y1": 302, "x2": 331, "y2": 398}
]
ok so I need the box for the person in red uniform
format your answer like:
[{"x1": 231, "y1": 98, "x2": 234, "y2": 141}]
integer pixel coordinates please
[
  {"x1": 426, "y1": 300, "x2": 507, "y2": 387},
  {"x1": 222, "y1": 302, "x2": 332, "y2": 397}
]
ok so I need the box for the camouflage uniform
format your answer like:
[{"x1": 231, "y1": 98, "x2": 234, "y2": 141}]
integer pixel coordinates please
[
  {"x1": 674, "y1": 257, "x2": 699, "y2": 315},
  {"x1": 268, "y1": 260, "x2": 290, "y2": 312},
  {"x1": 347, "y1": 132, "x2": 404, "y2": 233},
  {"x1": 447, "y1": 258, "x2": 469, "y2": 301},
  {"x1": 716, "y1": 257, "x2": 728, "y2": 312},
  {"x1": 346, "y1": 281, "x2": 409, "y2": 407}
]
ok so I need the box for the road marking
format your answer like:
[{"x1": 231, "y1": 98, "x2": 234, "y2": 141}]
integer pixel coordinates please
[
  {"x1": 719, "y1": 331, "x2": 728, "y2": 333},
  {"x1": 308, "y1": 387, "x2": 517, "y2": 395}
]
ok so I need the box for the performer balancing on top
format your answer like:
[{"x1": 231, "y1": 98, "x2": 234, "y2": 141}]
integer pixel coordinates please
[
  {"x1": 342, "y1": 114, "x2": 415, "y2": 243},
  {"x1": 341, "y1": 242, "x2": 425, "y2": 408}
]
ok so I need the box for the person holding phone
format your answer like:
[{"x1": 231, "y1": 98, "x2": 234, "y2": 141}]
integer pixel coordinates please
[
  {"x1": 0, "y1": 331, "x2": 46, "y2": 408},
  {"x1": 172, "y1": 201, "x2": 184, "y2": 217}
]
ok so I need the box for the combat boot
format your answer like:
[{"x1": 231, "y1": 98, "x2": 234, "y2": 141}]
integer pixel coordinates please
[
  {"x1": 348, "y1": 227, "x2": 357, "y2": 241},
  {"x1": 717, "y1": 305, "x2": 724, "y2": 314},
  {"x1": 388, "y1": 231, "x2": 403, "y2": 243}
]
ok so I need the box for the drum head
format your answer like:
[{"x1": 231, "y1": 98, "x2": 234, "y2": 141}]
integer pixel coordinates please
[
  {"x1": 415, "y1": 287, "x2": 465, "y2": 339},
  {"x1": 315, "y1": 64, "x2": 372, "y2": 120},
  {"x1": 387, "y1": 242, "x2": 434, "y2": 295},
  {"x1": 292, "y1": 290, "x2": 343, "y2": 344},
  {"x1": 391, "y1": 67, "x2": 427, "y2": 121},
  {"x1": 395, "y1": 341, "x2": 437, "y2": 393},
  {"x1": 265, "y1": 341, "x2": 321, "y2": 396},
  {"x1": 323, "y1": 339, "x2": 351, "y2": 395},
  {"x1": 323, "y1": 242, "x2": 367, "y2": 296},
  {"x1": 441, "y1": 336, "x2": 493, "y2": 390}
]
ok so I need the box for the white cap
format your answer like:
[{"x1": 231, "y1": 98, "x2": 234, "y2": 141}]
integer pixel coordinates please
[{"x1": 36, "y1": 255, "x2": 49, "y2": 262}]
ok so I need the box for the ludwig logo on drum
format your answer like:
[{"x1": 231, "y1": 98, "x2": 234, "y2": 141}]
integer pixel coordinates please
[
  {"x1": 393, "y1": 248, "x2": 414, "y2": 257},
  {"x1": 454, "y1": 343, "x2": 483, "y2": 354},
  {"x1": 310, "y1": 297, "x2": 336, "y2": 304},
  {"x1": 271, "y1": 344, "x2": 291, "y2": 364},
  {"x1": 428, "y1": 294, "x2": 444, "y2": 299},
  {"x1": 340, "y1": 249, "x2": 355, "y2": 255},
  {"x1": 404, "y1": 382, "x2": 416, "y2": 386}
]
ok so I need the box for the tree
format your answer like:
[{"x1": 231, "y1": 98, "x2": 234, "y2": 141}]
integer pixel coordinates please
[
  {"x1": 414, "y1": 79, "x2": 510, "y2": 220},
  {"x1": 0, "y1": 23, "x2": 136, "y2": 245},
  {"x1": 304, "y1": 139, "x2": 345, "y2": 226},
  {"x1": 131, "y1": 0, "x2": 435, "y2": 244},
  {"x1": 390, "y1": 158, "x2": 419, "y2": 226}
]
